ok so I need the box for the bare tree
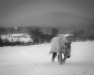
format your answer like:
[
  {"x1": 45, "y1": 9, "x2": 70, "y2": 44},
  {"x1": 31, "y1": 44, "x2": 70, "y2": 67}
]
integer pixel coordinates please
[{"x1": 51, "y1": 28, "x2": 58, "y2": 36}]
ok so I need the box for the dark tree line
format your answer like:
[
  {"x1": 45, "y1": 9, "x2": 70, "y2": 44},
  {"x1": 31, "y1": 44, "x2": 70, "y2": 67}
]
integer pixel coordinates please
[
  {"x1": 0, "y1": 27, "x2": 59, "y2": 46},
  {"x1": 72, "y1": 30, "x2": 94, "y2": 41},
  {"x1": 30, "y1": 27, "x2": 58, "y2": 44},
  {"x1": 0, "y1": 26, "x2": 94, "y2": 46}
]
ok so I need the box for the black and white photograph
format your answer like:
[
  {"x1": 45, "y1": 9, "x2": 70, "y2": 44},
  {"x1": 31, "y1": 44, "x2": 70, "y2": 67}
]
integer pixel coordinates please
[{"x1": 0, "y1": 0, "x2": 94, "y2": 75}]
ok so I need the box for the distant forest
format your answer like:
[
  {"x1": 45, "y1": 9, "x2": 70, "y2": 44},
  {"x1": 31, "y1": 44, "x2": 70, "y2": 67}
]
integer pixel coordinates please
[{"x1": 0, "y1": 26, "x2": 94, "y2": 46}]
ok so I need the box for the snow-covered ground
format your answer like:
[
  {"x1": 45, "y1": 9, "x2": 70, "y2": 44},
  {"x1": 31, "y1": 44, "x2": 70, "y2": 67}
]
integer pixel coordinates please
[{"x1": 0, "y1": 41, "x2": 94, "y2": 75}]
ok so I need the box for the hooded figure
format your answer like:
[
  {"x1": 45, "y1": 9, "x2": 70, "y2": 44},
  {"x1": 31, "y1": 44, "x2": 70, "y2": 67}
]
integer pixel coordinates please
[{"x1": 49, "y1": 34, "x2": 71, "y2": 64}]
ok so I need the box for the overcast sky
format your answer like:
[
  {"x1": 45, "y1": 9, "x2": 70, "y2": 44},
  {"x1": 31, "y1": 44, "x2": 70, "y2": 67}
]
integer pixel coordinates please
[{"x1": 0, "y1": 0, "x2": 94, "y2": 27}]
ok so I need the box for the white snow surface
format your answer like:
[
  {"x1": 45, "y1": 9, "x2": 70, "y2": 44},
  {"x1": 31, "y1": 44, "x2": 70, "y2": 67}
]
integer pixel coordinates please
[{"x1": 0, "y1": 41, "x2": 94, "y2": 75}]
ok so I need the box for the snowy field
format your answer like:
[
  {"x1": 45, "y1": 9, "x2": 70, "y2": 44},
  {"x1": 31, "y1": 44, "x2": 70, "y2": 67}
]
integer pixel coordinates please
[{"x1": 0, "y1": 41, "x2": 94, "y2": 75}]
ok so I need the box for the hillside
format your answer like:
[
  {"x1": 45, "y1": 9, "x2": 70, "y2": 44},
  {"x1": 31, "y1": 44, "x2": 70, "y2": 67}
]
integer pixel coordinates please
[{"x1": 7, "y1": 12, "x2": 94, "y2": 27}]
